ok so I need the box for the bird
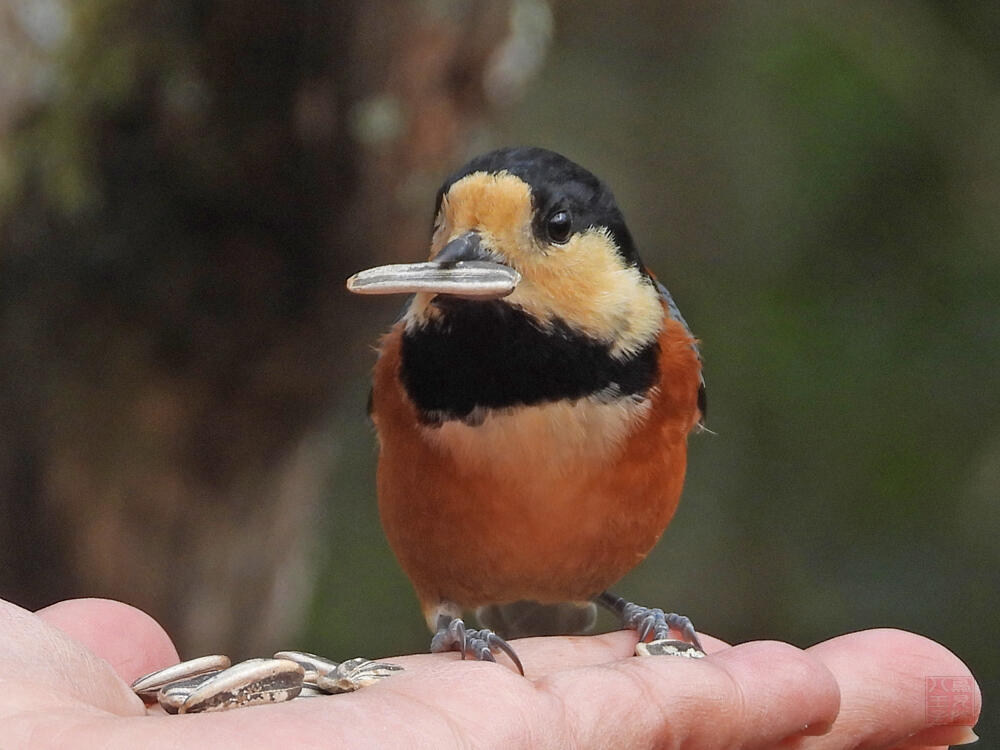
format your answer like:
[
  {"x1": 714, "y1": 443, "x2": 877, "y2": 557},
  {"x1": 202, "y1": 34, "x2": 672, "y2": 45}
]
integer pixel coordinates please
[{"x1": 347, "y1": 146, "x2": 706, "y2": 673}]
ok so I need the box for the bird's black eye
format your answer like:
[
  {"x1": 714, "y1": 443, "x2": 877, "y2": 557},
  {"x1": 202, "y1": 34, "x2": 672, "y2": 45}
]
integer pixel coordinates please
[{"x1": 546, "y1": 209, "x2": 572, "y2": 244}]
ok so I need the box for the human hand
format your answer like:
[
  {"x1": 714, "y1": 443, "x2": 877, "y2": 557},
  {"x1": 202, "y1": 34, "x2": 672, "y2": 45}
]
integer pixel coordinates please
[{"x1": 0, "y1": 597, "x2": 980, "y2": 749}]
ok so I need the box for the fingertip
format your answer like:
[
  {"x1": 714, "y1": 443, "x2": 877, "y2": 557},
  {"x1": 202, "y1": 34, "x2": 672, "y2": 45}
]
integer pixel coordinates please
[
  {"x1": 806, "y1": 629, "x2": 981, "y2": 748},
  {"x1": 823, "y1": 628, "x2": 976, "y2": 676},
  {"x1": 37, "y1": 597, "x2": 178, "y2": 684},
  {"x1": 809, "y1": 628, "x2": 981, "y2": 720}
]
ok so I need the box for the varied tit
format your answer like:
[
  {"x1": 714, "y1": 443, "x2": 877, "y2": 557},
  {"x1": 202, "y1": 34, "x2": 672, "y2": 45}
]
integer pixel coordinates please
[{"x1": 348, "y1": 147, "x2": 706, "y2": 673}]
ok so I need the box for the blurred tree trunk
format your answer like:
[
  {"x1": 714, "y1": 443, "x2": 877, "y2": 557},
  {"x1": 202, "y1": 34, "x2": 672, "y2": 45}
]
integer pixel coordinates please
[{"x1": 0, "y1": 0, "x2": 547, "y2": 656}]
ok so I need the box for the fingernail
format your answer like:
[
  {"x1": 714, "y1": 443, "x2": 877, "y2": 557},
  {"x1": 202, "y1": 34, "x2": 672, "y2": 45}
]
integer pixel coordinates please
[{"x1": 900, "y1": 725, "x2": 978, "y2": 746}]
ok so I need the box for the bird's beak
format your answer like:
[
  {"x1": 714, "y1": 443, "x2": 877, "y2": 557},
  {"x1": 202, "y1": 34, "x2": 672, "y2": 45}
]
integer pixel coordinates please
[{"x1": 346, "y1": 231, "x2": 520, "y2": 299}]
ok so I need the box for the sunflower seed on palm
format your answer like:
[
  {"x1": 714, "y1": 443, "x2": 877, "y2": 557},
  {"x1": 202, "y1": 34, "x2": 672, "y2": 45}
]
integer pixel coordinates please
[
  {"x1": 295, "y1": 685, "x2": 326, "y2": 698},
  {"x1": 131, "y1": 655, "x2": 231, "y2": 699},
  {"x1": 179, "y1": 658, "x2": 305, "y2": 714},
  {"x1": 272, "y1": 650, "x2": 340, "y2": 685},
  {"x1": 157, "y1": 671, "x2": 223, "y2": 714},
  {"x1": 635, "y1": 638, "x2": 706, "y2": 658},
  {"x1": 315, "y1": 657, "x2": 404, "y2": 694}
]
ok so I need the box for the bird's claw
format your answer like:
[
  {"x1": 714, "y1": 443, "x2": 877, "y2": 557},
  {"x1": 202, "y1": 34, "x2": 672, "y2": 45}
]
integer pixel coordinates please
[
  {"x1": 596, "y1": 592, "x2": 705, "y2": 656},
  {"x1": 431, "y1": 617, "x2": 524, "y2": 675},
  {"x1": 622, "y1": 602, "x2": 705, "y2": 653}
]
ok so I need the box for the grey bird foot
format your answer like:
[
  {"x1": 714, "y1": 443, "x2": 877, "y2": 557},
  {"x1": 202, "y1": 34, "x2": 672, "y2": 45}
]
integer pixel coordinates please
[
  {"x1": 430, "y1": 617, "x2": 524, "y2": 675},
  {"x1": 596, "y1": 591, "x2": 706, "y2": 657}
]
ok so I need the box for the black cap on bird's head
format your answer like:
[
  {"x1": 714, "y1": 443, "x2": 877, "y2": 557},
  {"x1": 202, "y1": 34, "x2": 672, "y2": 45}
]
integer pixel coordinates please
[
  {"x1": 348, "y1": 146, "x2": 665, "y2": 358},
  {"x1": 432, "y1": 147, "x2": 643, "y2": 270}
]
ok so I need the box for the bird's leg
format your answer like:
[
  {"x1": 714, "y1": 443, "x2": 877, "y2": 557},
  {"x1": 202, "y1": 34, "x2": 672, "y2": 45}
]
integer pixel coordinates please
[
  {"x1": 596, "y1": 591, "x2": 705, "y2": 656},
  {"x1": 427, "y1": 603, "x2": 524, "y2": 675}
]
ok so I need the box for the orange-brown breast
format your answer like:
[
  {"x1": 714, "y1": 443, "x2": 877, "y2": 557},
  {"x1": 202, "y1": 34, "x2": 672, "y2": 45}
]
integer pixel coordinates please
[{"x1": 372, "y1": 314, "x2": 702, "y2": 611}]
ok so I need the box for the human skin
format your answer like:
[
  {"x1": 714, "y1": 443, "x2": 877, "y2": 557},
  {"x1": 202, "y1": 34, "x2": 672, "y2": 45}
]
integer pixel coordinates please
[{"x1": 0, "y1": 597, "x2": 980, "y2": 749}]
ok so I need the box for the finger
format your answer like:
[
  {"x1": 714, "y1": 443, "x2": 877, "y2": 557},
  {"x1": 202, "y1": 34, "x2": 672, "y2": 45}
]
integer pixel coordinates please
[
  {"x1": 388, "y1": 629, "x2": 730, "y2": 678},
  {"x1": 803, "y1": 629, "x2": 981, "y2": 749},
  {"x1": 0, "y1": 597, "x2": 143, "y2": 715},
  {"x1": 537, "y1": 639, "x2": 839, "y2": 749},
  {"x1": 36, "y1": 597, "x2": 179, "y2": 685}
]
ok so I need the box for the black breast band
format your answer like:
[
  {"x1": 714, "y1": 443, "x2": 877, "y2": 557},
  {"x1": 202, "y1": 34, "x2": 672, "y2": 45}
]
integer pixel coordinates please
[{"x1": 400, "y1": 299, "x2": 659, "y2": 424}]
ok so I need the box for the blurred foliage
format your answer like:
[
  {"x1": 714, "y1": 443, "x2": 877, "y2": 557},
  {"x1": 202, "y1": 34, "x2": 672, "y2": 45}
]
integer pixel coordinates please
[{"x1": 308, "y1": 0, "x2": 997, "y2": 738}]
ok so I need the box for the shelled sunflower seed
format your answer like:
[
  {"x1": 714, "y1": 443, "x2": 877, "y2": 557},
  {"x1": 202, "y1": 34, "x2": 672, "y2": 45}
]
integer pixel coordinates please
[
  {"x1": 295, "y1": 685, "x2": 326, "y2": 698},
  {"x1": 635, "y1": 638, "x2": 706, "y2": 658},
  {"x1": 131, "y1": 652, "x2": 404, "y2": 714},
  {"x1": 316, "y1": 657, "x2": 405, "y2": 694}
]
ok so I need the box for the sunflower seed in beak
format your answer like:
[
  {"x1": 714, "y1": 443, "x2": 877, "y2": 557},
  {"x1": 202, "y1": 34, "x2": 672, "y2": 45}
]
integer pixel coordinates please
[{"x1": 346, "y1": 261, "x2": 520, "y2": 299}]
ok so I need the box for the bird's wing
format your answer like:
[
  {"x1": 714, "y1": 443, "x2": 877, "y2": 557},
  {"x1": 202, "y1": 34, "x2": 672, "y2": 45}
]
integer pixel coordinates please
[
  {"x1": 655, "y1": 279, "x2": 706, "y2": 425},
  {"x1": 367, "y1": 296, "x2": 416, "y2": 419}
]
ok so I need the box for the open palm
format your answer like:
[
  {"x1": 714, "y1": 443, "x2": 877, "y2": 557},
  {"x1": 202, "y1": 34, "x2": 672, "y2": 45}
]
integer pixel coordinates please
[{"x1": 0, "y1": 597, "x2": 979, "y2": 749}]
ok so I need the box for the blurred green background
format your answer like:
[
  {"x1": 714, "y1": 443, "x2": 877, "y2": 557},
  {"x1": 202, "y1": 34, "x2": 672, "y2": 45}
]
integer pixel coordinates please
[{"x1": 1, "y1": 0, "x2": 994, "y2": 740}]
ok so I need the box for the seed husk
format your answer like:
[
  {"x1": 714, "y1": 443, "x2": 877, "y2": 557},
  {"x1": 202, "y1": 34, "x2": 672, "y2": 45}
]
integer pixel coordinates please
[
  {"x1": 178, "y1": 658, "x2": 305, "y2": 714},
  {"x1": 131, "y1": 655, "x2": 231, "y2": 699},
  {"x1": 315, "y1": 657, "x2": 405, "y2": 694}
]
